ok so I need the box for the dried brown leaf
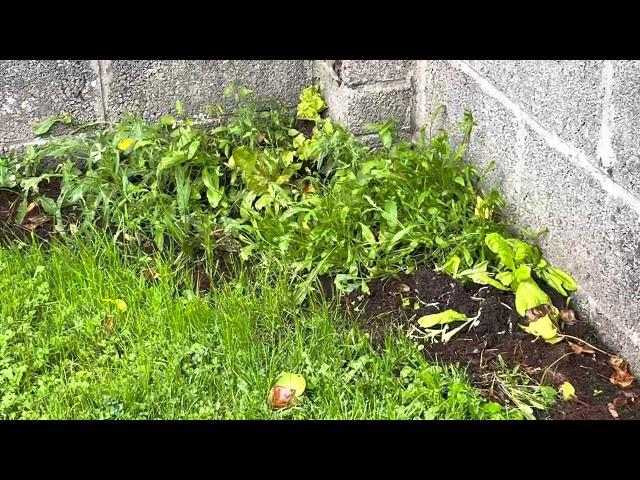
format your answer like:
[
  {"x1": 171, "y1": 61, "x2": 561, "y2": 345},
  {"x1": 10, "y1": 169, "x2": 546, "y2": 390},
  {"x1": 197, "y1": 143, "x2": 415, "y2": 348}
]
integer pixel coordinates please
[
  {"x1": 612, "y1": 396, "x2": 628, "y2": 409},
  {"x1": 608, "y1": 356, "x2": 635, "y2": 388},
  {"x1": 567, "y1": 341, "x2": 595, "y2": 355},
  {"x1": 608, "y1": 402, "x2": 620, "y2": 419},
  {"x1": 611, "y1": 370, "x2": 636, "y2": 388},
  {"x1": 560, "y1": 309, "x2": 577, "y2": 325}
]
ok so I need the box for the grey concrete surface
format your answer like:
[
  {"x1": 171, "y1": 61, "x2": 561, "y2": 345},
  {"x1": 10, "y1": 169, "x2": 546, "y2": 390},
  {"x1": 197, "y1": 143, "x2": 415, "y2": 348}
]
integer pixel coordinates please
[{"x1": 0, "y1": 60, "x2": 102, "y2": 149}]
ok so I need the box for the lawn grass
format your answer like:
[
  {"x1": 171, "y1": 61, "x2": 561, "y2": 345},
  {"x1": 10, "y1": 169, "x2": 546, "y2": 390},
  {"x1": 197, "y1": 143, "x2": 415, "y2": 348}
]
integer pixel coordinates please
[{"x1": 0, "y1": 236, "x2": 520, "y2": 420}]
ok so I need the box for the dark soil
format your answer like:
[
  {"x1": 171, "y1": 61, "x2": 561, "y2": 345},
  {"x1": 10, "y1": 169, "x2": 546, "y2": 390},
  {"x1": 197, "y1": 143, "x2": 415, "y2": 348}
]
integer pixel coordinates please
[
  {"x1": 0, "y1": 179, "x2": 72, "y2": 243},
  {"x1": 343, "y1": 268, "x2": 640, "y2": 420},
  {"x1": 294, "y1": 119, "x2": 316, "y2": 139}
]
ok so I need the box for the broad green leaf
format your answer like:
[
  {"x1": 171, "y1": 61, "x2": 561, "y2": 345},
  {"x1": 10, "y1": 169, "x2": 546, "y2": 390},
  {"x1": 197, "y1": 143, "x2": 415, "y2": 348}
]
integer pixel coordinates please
[
  {"x1": 485, "y1": 232, "x2": 515, "y2": 270},
  {"x1": 513, "y1": 264, "x2": 531, "y2": 282},
  {"x1": 187, "y1": 139, "x2": 200, "y2": 160},
  {"x1": 360, "y1": 223, "x2": 376, "y2": 243},
  {"x1": 440, "y1": 255, "x2": 461, "y2": 277},
  {"x1": 255, "y1": 194, "x2": 273, "y2": 211},
  {"x1": 160, "y1": 115, "x2": 176, "y2": 126},
  {"x1": 418, "y1": 309, "x2": 467, "y2": 329},
  {"x1": 515, "y1": 278, "x2": 552, "y2": 317},
  {"x1": 384, "y1": 200, "x2": 397, "y2": 223},
  {"x1": 38, "y1": 196, "x2": 59, "y2": 216},
  {"x1": 546, "y1": 266, "x2": 578, "y2": 292},
  {"x1": 232, "y1": 146, "x2": 257, "y2": 172},
  {"x1": 496, "y1": 271, "x2": 513, "y2": 287},
  {"x1": 33, "y1": 115, "x2": 70, "y2": 136},
  {"x1": 114, "y1": 299, "x2": 128, "y2": 313}
]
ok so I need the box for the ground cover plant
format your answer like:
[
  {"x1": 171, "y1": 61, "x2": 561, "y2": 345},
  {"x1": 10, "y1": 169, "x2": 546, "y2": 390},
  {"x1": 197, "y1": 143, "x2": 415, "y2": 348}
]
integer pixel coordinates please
[{"x1": 0, "y1": 84, "x2": 637, "y2": 419}]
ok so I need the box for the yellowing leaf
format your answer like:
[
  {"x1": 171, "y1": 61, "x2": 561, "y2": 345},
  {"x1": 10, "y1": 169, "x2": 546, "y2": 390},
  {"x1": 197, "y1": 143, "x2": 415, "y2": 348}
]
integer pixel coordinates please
[
  {"x1": 274, "y1": 372, "x2": 306, "y2": 396},
  {"x1": 114, "y1": 299, "x2": 128, "y2": 313},
  {"x1": 418, "y1": 309, "x2": 467, "y2": 329},
  {"x1": 268, "y1": 372, "x2": 306, "y2": 410},
  {"x1": 117, "y1": 138, "x2": 135, "y2": 151},
  {"x1": 514, "y1": 278, "x2": 552, "y2": 317},
  {"x1": 560, "y1": 381, "x2": 576, "y2": 400},
  {"x1": 520, "y1": 315, "x2": 563, "y2": 343}
]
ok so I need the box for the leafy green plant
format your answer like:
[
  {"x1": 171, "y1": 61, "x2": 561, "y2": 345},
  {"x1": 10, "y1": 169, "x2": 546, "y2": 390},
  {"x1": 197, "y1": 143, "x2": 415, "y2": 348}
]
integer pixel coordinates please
[
  {"x1": 296, "y1": 85, "x2": 327, "y2": 122},
  {"x1": 0, "y1": 84, "x2": 578, "y2": 315}
]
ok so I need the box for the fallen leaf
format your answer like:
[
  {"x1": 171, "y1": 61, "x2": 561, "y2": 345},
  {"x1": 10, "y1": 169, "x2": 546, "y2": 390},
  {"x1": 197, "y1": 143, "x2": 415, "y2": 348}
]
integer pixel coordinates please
[
  {"x1": 609, "y1": 356, "x2": 624, "y2": 369},
  {"x1": 143, "y1": 267, "x2": 160, "y2": 283},
  {"x1": 104, "y1": 316, "x2": 115, "y2": 333},
  {"x1": 525, "y1": 304, "x2": 557, "y2": 323},
  {"x1": 267, "y1": 372, "x2": 306, "y2": 410},
  {"x1": 23, "y1": 212, "x2": 49, "y2": 230},
  {"x1": 114, "y1": 299, "x2": 128, "y2": 313},
  {"x1": 560, "y1": 309, "x2": 577, "y2": 325},
  {"x1": 560, "y1": 381, "x2": 576, "y2": 401},
  {"x1": 418, "y1": 309, "x2": 467, "y2": 329},
  {"x1": 304, "y1": 183, "x2": 316, "y2": 194},
  {"x1": 608, "y1": 402, "x2": 620, "y2": 420},
  {"x1": 26, "y1": 201, "x2": 37, "y2": 214},
  {"x1": 612, "y1": 396, "x2": 628, "y2": 409},
  {"x1": 611, "y1": 370, "x2": 635, "y2": 388},
  {"x1": 520, "y1": 315, "x2": 564, "y2": 344},
  {"x1": 267, "y1": 386, "x2": 296, "y2": 410},
  {"x1": 609, "y1": 356, "x2": 636, "y2": 388},
  {"x1": 568, "y1": 341, "x2": 595, "y2": 355}
]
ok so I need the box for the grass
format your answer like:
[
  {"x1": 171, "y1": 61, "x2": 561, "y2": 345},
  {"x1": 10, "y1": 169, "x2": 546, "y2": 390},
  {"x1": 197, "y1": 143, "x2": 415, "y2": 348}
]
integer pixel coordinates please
[{"x1": 0, "y1": 236, "x2": 521, "y2": 420}]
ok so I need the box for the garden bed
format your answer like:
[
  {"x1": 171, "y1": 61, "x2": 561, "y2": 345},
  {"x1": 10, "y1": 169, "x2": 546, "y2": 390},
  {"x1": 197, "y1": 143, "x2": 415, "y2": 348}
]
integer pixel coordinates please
[{"x1": 341, "y1": 268, "x2": 640, "y2": 420}]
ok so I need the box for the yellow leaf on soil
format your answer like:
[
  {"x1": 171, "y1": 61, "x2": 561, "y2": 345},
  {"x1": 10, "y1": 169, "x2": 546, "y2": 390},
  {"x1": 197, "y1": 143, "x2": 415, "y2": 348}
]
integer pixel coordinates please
[{"x1": 560, "y1": 381, "x2": 576, "y2": 401}]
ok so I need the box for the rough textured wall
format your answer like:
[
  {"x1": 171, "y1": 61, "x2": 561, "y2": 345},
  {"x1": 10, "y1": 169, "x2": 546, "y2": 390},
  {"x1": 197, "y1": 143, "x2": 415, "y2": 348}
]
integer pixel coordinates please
[
  {"x1": 318, "y1": 59, "x2": 640, "y2": 369},
  {"x1": 0, "y1": 60, "x2": 312, "y2": 152}
]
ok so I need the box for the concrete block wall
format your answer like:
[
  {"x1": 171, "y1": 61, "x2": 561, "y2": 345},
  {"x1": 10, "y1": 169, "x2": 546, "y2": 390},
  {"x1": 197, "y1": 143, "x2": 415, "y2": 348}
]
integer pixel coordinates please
[
  {"x1": 0, "y1": 60, "x2": 312, "y2": 152},
  {"x1": 318, "y1": 59, "x2": 640, "y2": 369}
]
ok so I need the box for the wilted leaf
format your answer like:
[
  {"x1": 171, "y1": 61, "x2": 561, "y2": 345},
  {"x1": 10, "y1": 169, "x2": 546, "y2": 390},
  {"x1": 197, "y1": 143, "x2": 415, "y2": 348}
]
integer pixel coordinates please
[
  {"x1": 515, "y1": 278, "x2": 552, "y2": 317},
  {"x1": 608, "y1": 356, "x2": 635, "y2": 388},
  {"x1": 418, "y1": 309, "x2": 467, "y2": 329},
  {"x1": 610, "y1": 367, "x2": 635, "y2": 388},
  {"x1": 567, "y1": 341, "x2": 595, "y2": 355},
  {"x1": 560, "y1": 309, "x2": 577, "y2": 326},
  {"x1": 104, "y1": 316, "x2": 115, "y2": 333},
  {"x1": 143, "y1": 267, "x2": 160, "y2": 283},
  {"x1": 520, "y1": 315, "x2": 563, "y2": 344},
  {"x1": 560, "y1": 381, "x2": 576, "y2": 401},
  {"x1": 612, "y1": 396, "x2": 628, "y2": 409},
  {"x1": 267, "y1": 372, "x2": 306, "y2": 410},
  {"x1": 608, "y1": 402, "x2": 620, "y2": 420}
]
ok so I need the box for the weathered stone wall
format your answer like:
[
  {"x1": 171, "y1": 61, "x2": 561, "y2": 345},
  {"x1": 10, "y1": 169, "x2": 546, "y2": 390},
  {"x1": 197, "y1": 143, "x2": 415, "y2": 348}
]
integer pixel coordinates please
[
  {"x1": 317, "y1": 60, "x2": 640, "y2": 369},
  {"x1": 0, "y1": 60, "x2": 312, "y2": 152}
]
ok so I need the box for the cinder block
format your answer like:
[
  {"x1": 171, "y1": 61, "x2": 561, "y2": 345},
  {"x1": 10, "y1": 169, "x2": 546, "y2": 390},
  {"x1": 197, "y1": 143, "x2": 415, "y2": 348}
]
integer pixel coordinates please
[
  {"x1": 339, "y1": 60, "x2": 415, "y2": 86},
  {"x1": 466, "y1": 60, "x2": 605, "y2": 161},
  {"x1": 610, "y1": 60, "x2": 640, "y2": 197},
  {"x1": 0, "y1": 60, "x2": 101, "y2": 147},
  {"x1": 104, "y1": 60, "x2": 312, "y2": 121}
]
